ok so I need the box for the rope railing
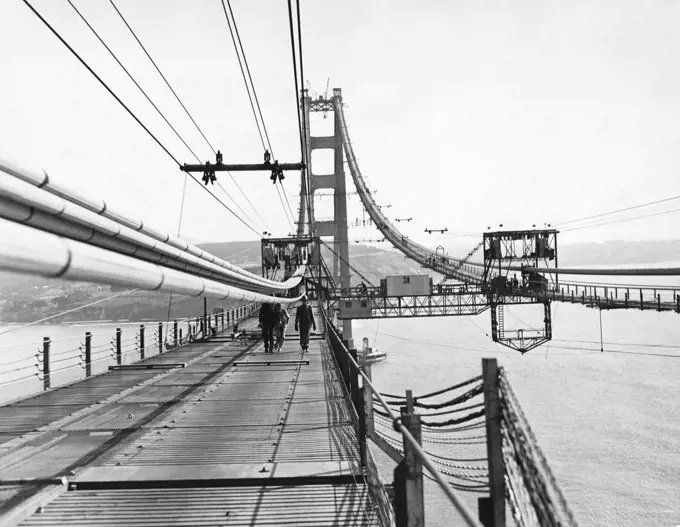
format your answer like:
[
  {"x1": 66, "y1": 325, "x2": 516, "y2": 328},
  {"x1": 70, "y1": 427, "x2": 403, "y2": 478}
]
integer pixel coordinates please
[
  {"x1": 319, "y1": 303, "x2": 482, "y2": 527},
  {"x1": 379, "y1": 374, "x2": 482, "y2": 401}
]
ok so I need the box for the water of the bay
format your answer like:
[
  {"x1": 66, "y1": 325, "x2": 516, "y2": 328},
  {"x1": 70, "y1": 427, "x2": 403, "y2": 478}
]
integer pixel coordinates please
[
  {"x1": 0, "y1": 270, "x2": 678, "y2": 526},
  {"x1": 357, "y1": 268, "x2": 680, "y2": 527}
]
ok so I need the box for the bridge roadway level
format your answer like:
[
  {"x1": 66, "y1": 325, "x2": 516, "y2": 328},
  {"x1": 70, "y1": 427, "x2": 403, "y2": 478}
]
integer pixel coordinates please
[{"x1": 0, "y1": 311, "x2": 376, "y2": 526}]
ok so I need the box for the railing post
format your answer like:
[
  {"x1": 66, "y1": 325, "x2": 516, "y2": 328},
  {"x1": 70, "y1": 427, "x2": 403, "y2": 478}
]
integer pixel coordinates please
[
  {"x1": 158, "y1": 322, "x2": 163, "y2": 353},
  {"x1": 174, "y1": 320, "x2": 178, "y2": 347},
  {"x1": 42, "y1": 336, "x2": 51, "y2": 391},
  {"x1": 349, "y1": 347, "x2": 366, "y2": 466},
  {"x1": 203, "y1": 297, "x2": 208, "y2": 337},
  {"x1": 481, "y1": 358, "x2": 505, "y2": 527},
  {"x1": 85, "y1": 331, "x2": 92, "y2": 378},
  {"x1": 394, "y1": 390, "x2": 424, "y2": 527},
  {"x1": 139, "y1": 324, "x2": 145, "y2": 360},
  {"x1": 116, "y1": 328, "x2": 122, "y2": 365},
  {"x1": 341, "y1": 340, "x2": 351, "y2": 388}
]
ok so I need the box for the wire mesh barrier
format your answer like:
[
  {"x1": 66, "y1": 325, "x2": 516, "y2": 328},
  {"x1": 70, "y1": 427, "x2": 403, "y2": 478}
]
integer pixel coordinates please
[{"x1": 498, "y1": 368, "x2": 579, "y2": 527}]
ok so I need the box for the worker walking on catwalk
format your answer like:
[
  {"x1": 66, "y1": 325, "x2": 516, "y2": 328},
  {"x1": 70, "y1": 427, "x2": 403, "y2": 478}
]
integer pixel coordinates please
[
  {"x1": 258, "y1": 302, "x2": 277, "y2": 353},
  {"x1": 295, "y1": 295, "x2": 316, "y2": 352},
  {"x1": 273, "y1": 303, "x2": 290, "y2": 352}
]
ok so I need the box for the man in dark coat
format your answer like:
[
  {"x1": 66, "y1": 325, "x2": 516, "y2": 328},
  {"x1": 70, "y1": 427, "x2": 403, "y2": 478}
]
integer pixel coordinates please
[
  {"x1": 294, "y1": 295, "x2": 316, "y2": 352},
  {"x1": 259, "y1": 302, "x2": 277, "y2": 353}
]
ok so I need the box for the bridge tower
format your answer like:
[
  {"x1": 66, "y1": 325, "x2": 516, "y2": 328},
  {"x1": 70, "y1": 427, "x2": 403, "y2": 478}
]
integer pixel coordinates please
[{"x1": 303, "y1": 88, "x2": 353, "y2": 346}]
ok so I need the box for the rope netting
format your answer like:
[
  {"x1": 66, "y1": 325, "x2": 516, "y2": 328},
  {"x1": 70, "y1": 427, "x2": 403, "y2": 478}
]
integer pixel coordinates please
[
  {"x1": 372, "y1": 374, "x2": 490, "y2": 495},
  {"x1": 499, "y1": 367, "x2": 578, "y2": 527}
]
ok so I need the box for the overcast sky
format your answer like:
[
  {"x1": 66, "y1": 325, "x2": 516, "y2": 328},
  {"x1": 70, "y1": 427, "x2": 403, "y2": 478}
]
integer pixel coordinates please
[{"x1": 2, "y1": 0, "x2": 680, "y2": 256}]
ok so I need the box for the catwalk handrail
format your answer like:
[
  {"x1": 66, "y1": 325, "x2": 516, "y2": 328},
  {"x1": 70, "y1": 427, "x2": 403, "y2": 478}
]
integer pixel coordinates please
[{"x1": 320, "y1": 305, "x2": 482, "y2": 527}]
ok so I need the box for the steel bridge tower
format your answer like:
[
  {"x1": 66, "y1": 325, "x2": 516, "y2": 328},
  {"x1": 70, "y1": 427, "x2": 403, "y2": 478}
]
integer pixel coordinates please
[{"x1": 301, "y1": 88, "x2": 353, "y2": 346}]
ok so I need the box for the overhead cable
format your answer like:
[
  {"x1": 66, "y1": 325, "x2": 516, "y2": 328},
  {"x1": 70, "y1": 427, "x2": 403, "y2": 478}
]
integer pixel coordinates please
[
  {"x1": 70, "y1": 0, "x2": 263, "y2": 235},
  {"x1": 112, "y1": 0, "x2": 266, "y2": 229},
  {"x1": 108, "y1": 0, "x2": 217, "y2": 154},
  {"x1": 108, "y1": 0, "x2": 263, "y2": 229},
  {"x1": 286, "y1": 0, "x2": 305, "y2": 162},
  {"x1": 66, "y1": 0, "x2": 202, "y2": 162},
  {"x1": 220, "y1": 0, "x2": 292, "y2": 228},
  {"x1": 219, "y1": 0, "x2": 266, "y2": 151},
  {"x1": 223, "y1": 0, "x2": 273, "y2": 154},
  {"x1": 23, "y1": 0, "x2": 261, "y2": 237},
  {"x1": 555, "y1": 194, "x2": 680, "y2": 227},
  {"x1": 295, "y1": 0, "x2": 314, "y2": 233},
  {"x1": 561, "y1": 206, "x2": 680, "y2": 233}
]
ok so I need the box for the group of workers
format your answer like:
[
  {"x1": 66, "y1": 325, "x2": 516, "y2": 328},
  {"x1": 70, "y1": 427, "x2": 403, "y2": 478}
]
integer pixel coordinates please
[{"x1": 258, "y1": 294, "x2": 317, "y2": 353}]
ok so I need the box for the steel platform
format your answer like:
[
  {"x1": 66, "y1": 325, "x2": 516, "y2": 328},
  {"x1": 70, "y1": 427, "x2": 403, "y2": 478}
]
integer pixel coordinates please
[{"x1": 0, "y1": 312, "x2": 377, "y2": 526}]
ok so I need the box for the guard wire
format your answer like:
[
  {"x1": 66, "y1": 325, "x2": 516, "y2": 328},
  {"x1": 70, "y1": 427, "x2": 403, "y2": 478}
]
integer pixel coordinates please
[{"x1": 419, "y1": 408, "x2": 486, "y2": 428}]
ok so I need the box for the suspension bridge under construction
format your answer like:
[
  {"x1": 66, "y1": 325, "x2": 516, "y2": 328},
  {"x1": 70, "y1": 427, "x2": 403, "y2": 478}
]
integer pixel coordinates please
[{"x1": 2, "y1": 1, "x2": 679, "y2": 526}]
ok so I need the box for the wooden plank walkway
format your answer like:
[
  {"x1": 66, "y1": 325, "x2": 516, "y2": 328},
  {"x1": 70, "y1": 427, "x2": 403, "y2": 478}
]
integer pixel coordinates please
[{"x1": 0, "y1": 308, "x2": 379, "y2": 526}]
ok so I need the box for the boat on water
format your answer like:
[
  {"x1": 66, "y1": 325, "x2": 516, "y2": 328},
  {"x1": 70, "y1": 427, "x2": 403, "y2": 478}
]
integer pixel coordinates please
[{"x1": 360, "y1": 336, "x2": 386, "y2": 365}]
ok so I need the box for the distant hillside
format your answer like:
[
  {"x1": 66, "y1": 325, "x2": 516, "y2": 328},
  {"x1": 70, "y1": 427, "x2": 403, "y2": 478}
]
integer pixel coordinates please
[
  {"x1": 197, "y1": 241, "x2": 426, "y2": 285},
  {"x1": 558, "y1": 240, "x2": 680, "y2": 266},
  {"x1": 0, "y1": 241, "x2": 424, "y2": 323}
]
